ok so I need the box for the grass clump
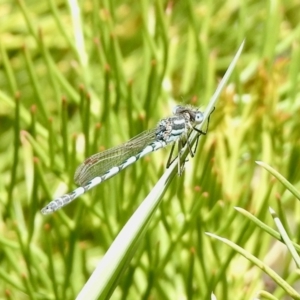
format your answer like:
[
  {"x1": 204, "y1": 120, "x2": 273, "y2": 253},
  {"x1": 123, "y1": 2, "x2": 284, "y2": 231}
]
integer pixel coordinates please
[{"x1": 1, "y1": 0, "x2": 300, "y2": 299}]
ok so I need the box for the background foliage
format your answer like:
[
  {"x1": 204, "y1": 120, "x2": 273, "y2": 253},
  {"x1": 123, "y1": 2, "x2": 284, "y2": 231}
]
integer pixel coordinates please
[{"x1": 1, "y1": 0, "x2": 300, "y2": 299}]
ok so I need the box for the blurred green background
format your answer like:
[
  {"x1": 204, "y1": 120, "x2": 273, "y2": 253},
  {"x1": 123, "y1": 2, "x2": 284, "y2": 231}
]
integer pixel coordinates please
[{"x1": 1, "y1": 0, "x2": 300, "y2": 299}]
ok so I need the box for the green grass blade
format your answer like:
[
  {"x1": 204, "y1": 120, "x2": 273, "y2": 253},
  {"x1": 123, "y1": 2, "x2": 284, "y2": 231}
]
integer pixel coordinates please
[
  {"x1": 269, "y1": 207, "x2": 300, "y2": 268},
  {"x1": 206, "y1": 233, "x2": 300, "y2": 300},
  {"x1": 256, "y1": 161, "x2": 300, "y2": 200}
]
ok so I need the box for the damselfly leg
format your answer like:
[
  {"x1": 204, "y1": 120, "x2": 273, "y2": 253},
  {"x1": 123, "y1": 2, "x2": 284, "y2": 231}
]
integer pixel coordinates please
[{"x1": 166, "y1": 107, "x2": 215, "y2": 172}]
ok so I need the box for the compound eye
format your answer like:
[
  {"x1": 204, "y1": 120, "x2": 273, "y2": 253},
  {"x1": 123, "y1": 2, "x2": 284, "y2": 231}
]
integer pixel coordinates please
[{"x1": 195, "y1": 112, "x2": 204, "y2": 123}]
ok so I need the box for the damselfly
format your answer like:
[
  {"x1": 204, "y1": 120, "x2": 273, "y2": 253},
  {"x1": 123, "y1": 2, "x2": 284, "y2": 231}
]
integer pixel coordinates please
[{"x1": 41, "y1": 105, "x2": 213, "y2": 214}]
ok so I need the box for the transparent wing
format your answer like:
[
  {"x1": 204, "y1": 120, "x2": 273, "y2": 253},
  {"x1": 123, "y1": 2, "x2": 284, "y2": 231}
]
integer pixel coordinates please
[{"x1": 74, "y1": 128, "x2": 158, "y2": 186}]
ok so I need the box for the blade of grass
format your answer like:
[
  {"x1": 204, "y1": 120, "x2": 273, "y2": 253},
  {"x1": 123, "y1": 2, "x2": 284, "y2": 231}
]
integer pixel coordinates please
[
  {"x1": 206, "y1": 232, "x2": 300, "y2": 300},
  {"x1": 235, "y1": 207, "x2": 300, "y2": 252},
  {"x1": 269, "y1": 207, "x2": 300, "y2": 268},
  {"x1": 256, "y1": 161, "x2": 300, "y2": 200}
]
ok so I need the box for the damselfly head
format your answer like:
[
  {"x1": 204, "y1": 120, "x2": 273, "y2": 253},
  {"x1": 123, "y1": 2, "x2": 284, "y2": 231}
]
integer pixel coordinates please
[{"x1": 172, "y1": 105, "x2": 204, "y2": 124}]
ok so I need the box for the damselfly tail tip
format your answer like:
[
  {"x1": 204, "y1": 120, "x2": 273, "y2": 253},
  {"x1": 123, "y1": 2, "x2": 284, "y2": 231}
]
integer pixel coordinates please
[
  {"x1": 41, "y1": 201, "x2": 59, "y2": 215},
  {"x1": 41, "y1": 205, "x2": 54, "y2": 215}
]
